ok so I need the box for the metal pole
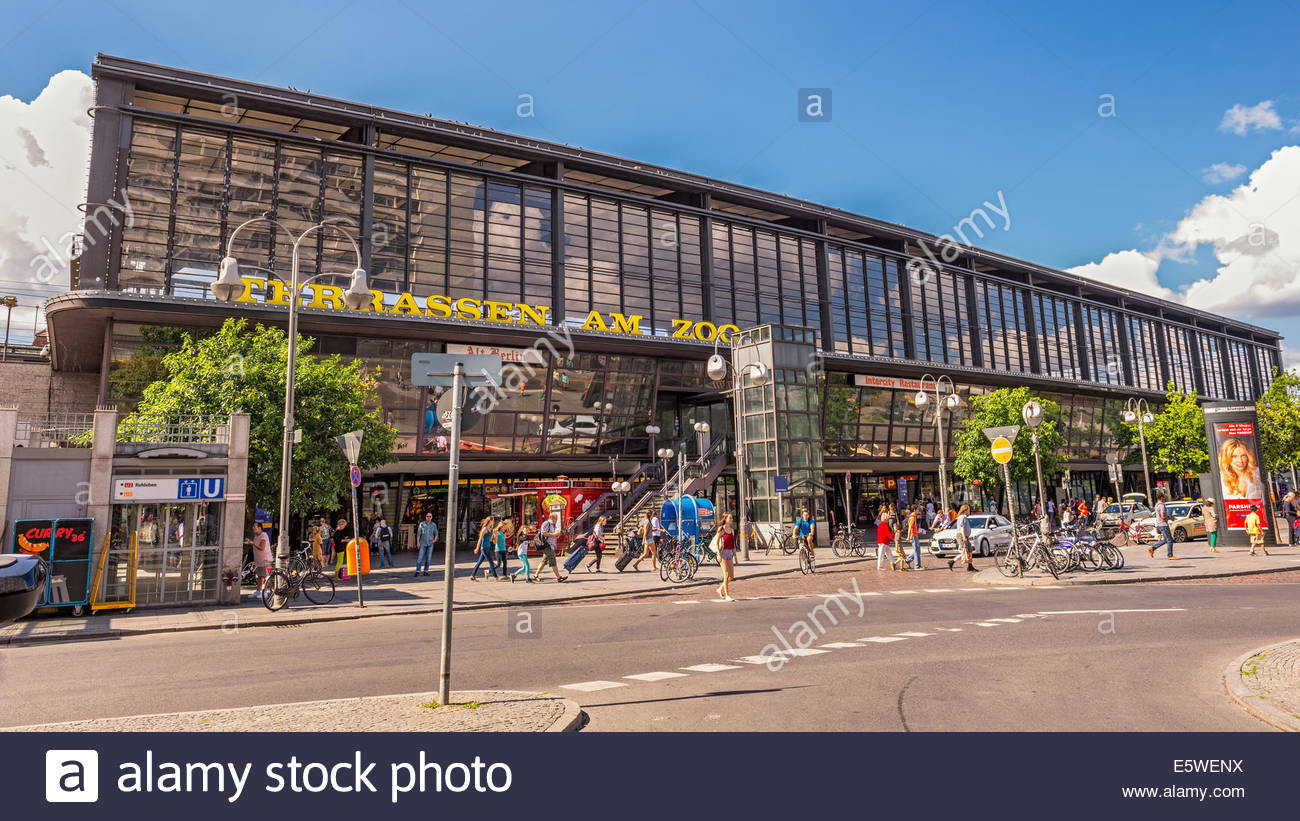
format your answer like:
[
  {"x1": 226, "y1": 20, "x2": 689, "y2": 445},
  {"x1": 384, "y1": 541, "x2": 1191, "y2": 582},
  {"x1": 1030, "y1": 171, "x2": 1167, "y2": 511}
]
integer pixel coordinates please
[
  {"x1": 350, "y1": 482, "x2": 364, "y2": 607},
  {"x1": 1137, "y1": 409, "x2": 1153, "y2": 504},
  {"x1": 438, "y1": 363, "x2": 463, "y2": 706},
  {"x1": 1002, "y1": 462, "x2": 1019, "y2": 555},
  {"x1": 2, "y1": 303, "x2": 12, "y2": 362},
  {"x1": 272, "y1": 243, "x2": 302, "y2": 606},
  {"x1": 936, "y1": 389, "x2": 949, "y2": 517},
  {"x1": 677, "y1": 451, "x2": 685, "y2": 542},
  {"x1": 1032, "y1": 429, "x2": 1048, "y2": 534},
  {"x1": 733, "y1": 368, "x2": 749, "y2": 560}
]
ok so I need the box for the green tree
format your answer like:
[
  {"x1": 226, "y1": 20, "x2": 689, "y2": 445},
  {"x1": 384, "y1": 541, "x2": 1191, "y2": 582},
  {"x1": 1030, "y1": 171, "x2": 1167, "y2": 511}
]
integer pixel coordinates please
[
  {"x1": 1128, "y1": 384, "x2": 1208, "y2": 478},
  {"x1": 121, "y1": 317, "x2": 398, "y2": 517},
  {"x1": 107, "y1": 325, "x2": 193, "y2": 402},
  {"x1": 1257, "y1": 368, "x2": 1300, "y2": 470},
  {"x1": 952, "y1": 387, "x2": 1067, "y2": 496}
]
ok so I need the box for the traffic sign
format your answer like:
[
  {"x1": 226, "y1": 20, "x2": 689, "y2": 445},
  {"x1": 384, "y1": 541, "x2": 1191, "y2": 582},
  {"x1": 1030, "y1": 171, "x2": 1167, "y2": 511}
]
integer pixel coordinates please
[
  {"x1": 991, "y1": 436, "x2": 1014, "y2": 464},
  {"x1": 411, "y1": 353, "x2": 503, "y2": 387},
  {"x1": 349, "y1": 465, "x2": 362, "y2": 488},
  {"x1": 335, "y1": 430, "x2": 364, "y2": 464},
  {"x1": 983, "y1": 425, "x2": 1021, "y2": 445},
  {"x1": 774, "y1": 475, "x2": 789, "y2": 493}
]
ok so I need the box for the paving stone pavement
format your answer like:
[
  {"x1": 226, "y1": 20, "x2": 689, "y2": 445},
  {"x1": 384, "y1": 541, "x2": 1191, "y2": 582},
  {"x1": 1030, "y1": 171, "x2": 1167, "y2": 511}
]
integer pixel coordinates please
[
  {"x1": 1225, "y1": 639, "x2": 1300, "y2": 731},
  {"x1": 977, "y1": 541, "x2": 1300, "y2": 586},
  {"x1": 1, "y1": 690, "x2": 582, "y2": 732}
]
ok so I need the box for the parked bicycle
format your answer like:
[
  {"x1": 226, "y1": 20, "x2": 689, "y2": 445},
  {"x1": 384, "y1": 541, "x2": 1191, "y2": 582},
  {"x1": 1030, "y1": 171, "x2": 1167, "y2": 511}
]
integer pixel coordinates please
[
  {"x1": 261, "y1": 566, "x2": 335, "y2": 611},
  {"x1": 831, "y1": 524, "x2": 870, "y2": 558}
]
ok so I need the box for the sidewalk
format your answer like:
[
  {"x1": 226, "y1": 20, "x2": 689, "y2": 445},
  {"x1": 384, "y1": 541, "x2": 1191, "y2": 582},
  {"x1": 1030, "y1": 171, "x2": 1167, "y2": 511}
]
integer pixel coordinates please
[
  {"x1": 0, "y1": 690, "x2": 583, "y2": 732},
  {"x1": 975, "y1": 541, "x2": 1300, "y2": 586},
  {"x1": 1223, "y1": 639, "x2": 1300, "y2": 731},
  {"x1": 0, "y1": 548, "x2": 854, "y2": 646}
]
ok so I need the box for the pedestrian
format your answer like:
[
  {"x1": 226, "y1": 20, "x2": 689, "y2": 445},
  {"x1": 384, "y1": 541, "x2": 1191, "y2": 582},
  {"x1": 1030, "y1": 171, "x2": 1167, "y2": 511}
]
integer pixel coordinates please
[
  {"x1": 1203, "y1": 498, "x2": 1220, "y2": 552},
  {"x1": 631, "y1": 513, "x2": 656, "y2": 571},
  {"x1": 650, "y1": 510, "x2": 664, "y2": 553},
  {"x1": 1047, "y1": 498, "x2": 1056, "y2": 524},
  {"x1": 1245, "y1": 504, "x2": 1269, "y2": 555},
  {"x1": 716, "y1": 512, "x2": 737, "y2": 601},
  {"x1": 243, "y1": 523, "x2": 273, "y2": 598},
  {"x1": 949, "y1": 504, "x2": 976, "y2": 572},
  {"x1": 309, "y1": 521, "x2": 324, "y2": 569},
  {"x1": 537, "y1": 512, "x2": 568, "y2": 582},
  {"x1": 469, "y1": 516, "x2": 499, "y2": 580},
  {"x1": 319, "y1": 517, "x2": 333, "y2": 567},
  {"x1": 876, "y1": 503, "x2": 896, "y2": 570},
  {"x1": 513, "y1": 527, "x2": 534, "y2": 582},
  {"x1": 1147, "y1": 491, "x2": 1178, "y2": 560},
  {"x1": 906, "y1": 504, "x2": 922, "y2": 570},
  {"x1": 1078, "y1": 497, "x2": 1090, "y2": 528},
  {"x1": 495, "y1": 518, "x2": 512, "y2": 579},
  {"x1": 333, "y1": 518, "x2": 352, "y2": 580},
  {"x1": 415, "y1": 511, "x2": 438, "y2": 576},
  {"x1": 1282, "y1": 492, "x2": 1297, "y2": 546},
  {"x1": 925, "y1": 498, "x2": 936, "y2": 524},
  {"x1": 370, "y1": 516, "x2": 395, "y2": 568},
  {"x1": 586, "y1": 515, "x2": 608, "y2": 572}
]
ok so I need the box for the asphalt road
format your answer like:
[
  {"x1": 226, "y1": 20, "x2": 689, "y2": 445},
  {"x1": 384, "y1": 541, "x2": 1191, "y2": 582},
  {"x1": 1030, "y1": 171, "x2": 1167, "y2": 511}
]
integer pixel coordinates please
[{"x1": 0, "y1": 575, "x2": 1293, "y2": 731}]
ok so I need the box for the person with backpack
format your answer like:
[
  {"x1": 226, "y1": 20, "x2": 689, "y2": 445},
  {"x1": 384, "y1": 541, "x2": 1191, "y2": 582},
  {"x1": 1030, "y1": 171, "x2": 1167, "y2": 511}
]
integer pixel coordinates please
[
  {"x1": 469, "y1": 516, "x2": 499, "y2": 580},
  {"x1": 370, "y1": 516, "x2": 395, "y2": 568},
  {"x1": 538, "y1": 512, "x2": 568, "y2": 582},
  {"x1": 585, "y1": 515, "x2": 608, "y2": 572}
]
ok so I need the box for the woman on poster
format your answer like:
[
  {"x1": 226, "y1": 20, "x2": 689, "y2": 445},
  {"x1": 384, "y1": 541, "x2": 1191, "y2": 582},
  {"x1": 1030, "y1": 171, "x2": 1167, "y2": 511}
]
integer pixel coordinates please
[{"x1": 1218, "y1": 437, "x2": 1264, "y2": 500}]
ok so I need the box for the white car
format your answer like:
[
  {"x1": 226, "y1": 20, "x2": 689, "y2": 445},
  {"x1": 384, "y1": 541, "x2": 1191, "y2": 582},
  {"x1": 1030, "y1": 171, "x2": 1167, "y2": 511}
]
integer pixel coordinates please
[{"x1": 929, "y1": 514, "x2": 1015, "y2": 558}]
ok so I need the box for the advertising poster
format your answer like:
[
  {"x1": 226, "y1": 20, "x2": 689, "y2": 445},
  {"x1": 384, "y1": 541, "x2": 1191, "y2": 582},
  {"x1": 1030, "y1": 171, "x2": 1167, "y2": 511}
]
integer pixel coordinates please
[{"x1": 1211, "y1": 420, "x2": 1266, "y2": 530}]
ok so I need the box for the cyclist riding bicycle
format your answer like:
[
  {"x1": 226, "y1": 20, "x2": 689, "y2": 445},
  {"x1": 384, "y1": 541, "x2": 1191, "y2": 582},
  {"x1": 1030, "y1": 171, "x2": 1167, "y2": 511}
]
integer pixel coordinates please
[{"x1": 794, "y1": 508, "x2": 816, "y2": 560}]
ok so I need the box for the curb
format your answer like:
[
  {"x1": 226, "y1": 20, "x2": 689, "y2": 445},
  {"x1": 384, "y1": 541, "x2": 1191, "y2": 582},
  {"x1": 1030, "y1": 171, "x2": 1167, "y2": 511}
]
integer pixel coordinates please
[
  {"x1": 1222, "y1": 639, "x2": 1300, "y2": 732},
  {"x1": 975, "y1": 560, "x2": 1300, "y2": 587},
  {"x1": 1, "y1": 555, "x2": 862, "y2": 646},
  {"x1": 546, "y1": 699, "x2": 586, "y2": 732}
]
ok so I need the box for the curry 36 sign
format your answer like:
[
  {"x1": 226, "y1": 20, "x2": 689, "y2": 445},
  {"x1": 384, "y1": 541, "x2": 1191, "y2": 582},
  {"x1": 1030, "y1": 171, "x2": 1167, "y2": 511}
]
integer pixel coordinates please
[{"x1": 226, "y1": 281, "x2": 741, "y2": 342}]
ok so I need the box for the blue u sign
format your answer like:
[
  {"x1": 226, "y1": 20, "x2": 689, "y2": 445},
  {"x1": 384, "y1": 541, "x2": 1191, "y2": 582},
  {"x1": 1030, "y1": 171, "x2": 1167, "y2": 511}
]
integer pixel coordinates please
[{"x1": 200, "y1": 478, "x2": 225, "y2": 499}]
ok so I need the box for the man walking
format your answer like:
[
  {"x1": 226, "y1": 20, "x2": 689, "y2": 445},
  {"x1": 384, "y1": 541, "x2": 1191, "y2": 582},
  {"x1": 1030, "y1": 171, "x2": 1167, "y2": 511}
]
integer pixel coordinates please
[
  {"x1": 1282, "y1": 492, "x2": 1297, "y2": 546},
  {"x1": 371, "y1": 516, "x2": 395, "y2": 568},
  {"x1": 1147, "y1": 491, "x2": 1178, "y2": 560},
  {"x1": 415, "y1": 511, "x2": 438, "y2": 577},
  {"x1": 537, "y1": 512, "x2": 568, "y2": 582}
]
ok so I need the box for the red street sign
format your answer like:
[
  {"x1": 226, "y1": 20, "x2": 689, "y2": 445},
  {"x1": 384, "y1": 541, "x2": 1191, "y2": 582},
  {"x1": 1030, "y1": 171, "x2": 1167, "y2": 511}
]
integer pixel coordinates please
[{"x1": 350, "y1": 465, "x2": 362, "y2": 488}]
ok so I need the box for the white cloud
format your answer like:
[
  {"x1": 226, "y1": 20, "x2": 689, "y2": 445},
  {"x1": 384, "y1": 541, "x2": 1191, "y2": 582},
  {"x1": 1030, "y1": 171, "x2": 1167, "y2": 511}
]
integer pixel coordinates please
[
  {"x1": 1071, "y1": 145, "x2": 1300, "y2": 329},
  {"x1": 0, "y1": 70, "x2": 93, "y2": 343},
  {"x1": 1220, "y1": 101, "x2": 1282, "y2": 136},
  {"x1": 1201, "y1": 161, "x2": 1247, "y2": 184},
  {"x1": 1066, "y1": 249, "x2": 1174, "y2": 301}
]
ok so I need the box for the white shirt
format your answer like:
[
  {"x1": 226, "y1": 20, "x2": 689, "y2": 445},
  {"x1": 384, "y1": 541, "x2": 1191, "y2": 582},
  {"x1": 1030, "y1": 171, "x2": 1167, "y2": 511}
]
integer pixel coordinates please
[
  {"x1": 651, "y1": 516, "x2": 662, "y2": 535},
  {"x1": 539, "y1": 519, "x2": 559, "y2": 548}
]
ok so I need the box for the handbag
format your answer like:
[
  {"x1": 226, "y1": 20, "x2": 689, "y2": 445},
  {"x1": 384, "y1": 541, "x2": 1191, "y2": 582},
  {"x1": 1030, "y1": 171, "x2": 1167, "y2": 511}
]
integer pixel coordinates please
[{"x1": 708, "y1": 532, "x2": 722, "y2": 554}]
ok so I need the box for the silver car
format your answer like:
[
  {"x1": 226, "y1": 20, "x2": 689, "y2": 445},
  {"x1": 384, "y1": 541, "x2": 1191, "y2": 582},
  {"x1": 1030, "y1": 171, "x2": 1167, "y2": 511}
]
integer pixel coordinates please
[{"x1": 929, "y1": 514, "x2": 1015, "y2": 558}]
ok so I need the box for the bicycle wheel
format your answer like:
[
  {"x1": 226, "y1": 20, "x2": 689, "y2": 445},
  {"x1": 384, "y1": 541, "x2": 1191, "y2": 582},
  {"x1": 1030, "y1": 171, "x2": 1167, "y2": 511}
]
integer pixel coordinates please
[
  {"x1": 262, "y1": 569, "x2": 292, "y2": 612},
  {"x1": 1035, "y1": 546, "x2": 1061, "y2": 580},
  {"x1": 998, "y1": 547, "x2": 1023, "y2": 578},
  {"x1": 831, "y1": 536, "x2": 850, "y2": 558},
  {"x1": 798, "y1": 547, "x2": 812, "y2": 575},
  {"x1": 1078, "y1": 545, "x2": 1102, "y2": 572},
  {"x1": 301, "y1": 571, "x2": 335, "y2": 604},
  {"x1": 780, "y1": 533, "x2": 798, "y2": 555},
  {"x1": 666, "y1": 556, "x2": 693, "y2": 583},
  {"x1": 1107, "y1": 543, "x2": 1126, "y2": 570}
]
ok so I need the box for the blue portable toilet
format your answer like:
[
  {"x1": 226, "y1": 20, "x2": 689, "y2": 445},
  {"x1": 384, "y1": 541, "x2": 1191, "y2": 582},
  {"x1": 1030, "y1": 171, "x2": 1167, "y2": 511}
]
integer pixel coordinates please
[{"x1": 661, "y1": 496, "x2": 715, "y2": 541}]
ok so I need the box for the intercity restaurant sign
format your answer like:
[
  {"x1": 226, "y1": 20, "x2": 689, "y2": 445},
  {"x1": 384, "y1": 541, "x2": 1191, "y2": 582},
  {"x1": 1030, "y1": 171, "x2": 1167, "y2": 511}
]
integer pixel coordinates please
[{"x1": 227, "y1": 279, "x2": 741, "y2": 342}]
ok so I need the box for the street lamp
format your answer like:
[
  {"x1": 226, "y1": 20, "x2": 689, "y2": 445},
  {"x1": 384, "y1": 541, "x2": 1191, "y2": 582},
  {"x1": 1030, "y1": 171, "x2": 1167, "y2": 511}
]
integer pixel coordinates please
[
  {"x1": 610, "y1": 478, "x2": 631, "y2": 551},
  {"x1": 645, "y1": 423, "x2": 661, "y2": 459},
  {"x1": 0, "y1": 296, "x2": 16, "y2": 362},
  {"x1": 212, "y1": 215, "x2": 369, "y2": 577},
  {"x1": 1022, "y1": 399, "x2": 1050, "y2": 534},
  {"x1": 1122, "y1": 398, "x2": 1155, "y2": 505},
  {"x1": 707, "y1": 350, "x2": 770, "y2": 560},
  {"x1": 914, "y1": 374, "x2": 961, "y2": 518},
  {"x1": 693, "y1": 420, "x2": 710, "y2": 460}
]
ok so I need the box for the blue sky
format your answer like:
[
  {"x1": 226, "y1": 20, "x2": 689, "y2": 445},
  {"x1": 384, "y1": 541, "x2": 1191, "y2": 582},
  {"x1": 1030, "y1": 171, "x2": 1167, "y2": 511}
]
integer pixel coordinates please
[{"x1": 3, "y1": 0, "x2": 1299, "y2": 352}]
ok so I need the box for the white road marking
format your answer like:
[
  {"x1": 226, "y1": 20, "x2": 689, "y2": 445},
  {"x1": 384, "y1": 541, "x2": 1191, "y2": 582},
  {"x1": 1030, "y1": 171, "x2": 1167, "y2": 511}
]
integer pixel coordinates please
[
  {"x1": 935, "y1": 627, "x2": 964, "y2": 632},
  {"x1": 562, "y1": 680, "x2": 627, "y2": 692},
  {"x1": 986, "y1": 617, "x2": 1022, "y2": 623},
  {"x1": 682, "y1": 663, "x2": 742, "y2": 672},
  {"x1": 888, "y1": 590, "x2": 920, "y2": 595},
  {"x1": 1014, "y1": 614, "x2": 1046, "y2": 619},
  {"x1": 734, "y1": 654, "x2": 787, "y2": 664},
  {"x1": 923, "y1": 588, "x2": 955, "y2": 593},
  {"x1": 673, "y1": 600, "x2": 702, "y2": 605},
  {"x1": 783, "y1": 647, "x2": 830, "y2": 656},
  {"x1": 820, "y1": 642, "x2": 864, "y2": 648},
  {"x1": 894, "y1": 631, "x2": 934, "y2": 637},
  {"x1": 1037, "y1": 608, "x2": 1186, "y2": 615},
  {"x1": 859, "y1": 636, "x2": 908, "y2": 643},
  {"x1": 969, "y1": 622, "x2": 999, "y2": 627},
  {"x1": 625, "y1": 671, "x2": 688, "y2": 682}
]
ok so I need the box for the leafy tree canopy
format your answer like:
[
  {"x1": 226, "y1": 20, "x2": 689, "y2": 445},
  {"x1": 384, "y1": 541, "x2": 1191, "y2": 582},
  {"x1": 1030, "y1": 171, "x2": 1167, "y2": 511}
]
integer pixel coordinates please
[
  {"x1": 952, "y1": 387, "x2": 1067, "y2": 493},
  {"x1": 1128, "y1": 384, "x2": 1208, "y2": 476},
  {"x1": 1257, "y1": 368, "x2": 1300, "y2": 469},
  {"x1": 122, "y1": 318, "x2": 398, "y2": 517}
]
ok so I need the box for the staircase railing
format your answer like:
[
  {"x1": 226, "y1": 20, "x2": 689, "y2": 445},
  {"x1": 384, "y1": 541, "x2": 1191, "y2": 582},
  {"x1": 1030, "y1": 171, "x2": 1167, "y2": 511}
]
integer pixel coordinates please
[{"x1": 562, "y1": 439, "x2": 686, "y2": 543}]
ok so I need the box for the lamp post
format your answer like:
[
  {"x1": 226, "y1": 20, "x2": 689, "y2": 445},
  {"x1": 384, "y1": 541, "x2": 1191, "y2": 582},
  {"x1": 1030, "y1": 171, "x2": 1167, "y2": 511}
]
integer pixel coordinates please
[
  {"x1": 656, "y1": 446, "x2": 675, "y2": 540},
  {"x1": 211, "y1": 215, "x2": 369, "y2": 579},
  {"x1": 693, "y1": 420, "x2": 710, "y2": 461},
  {"x1": 1122, "y1": 398, "x2": 1155, "y2": 505},
  {"x1": 707, "y1": 350, "x2": 770, "y2": 561},
  {"x1": 0, "y1": 296, "x2": 16, "y2": 362},
  {"x1": 1022, "y1": 400, "x2": 1050, "y2": 534},
  {"x1": 913, "y1": 374, "x2": 961, "y2": 518},
  {"x1": 645, "y1": 423, "x2": 661, "y2": 461},
  {"x1": 610, "y1": 478, "x2": 631, "y2": 551}
]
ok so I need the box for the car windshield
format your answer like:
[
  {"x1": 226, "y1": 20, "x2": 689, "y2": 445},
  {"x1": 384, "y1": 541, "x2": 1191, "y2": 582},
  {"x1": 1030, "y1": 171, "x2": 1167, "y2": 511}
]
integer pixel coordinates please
[
  {"x1": 966, "y1": 516, "x2": 990, "y2": 529},
  {"x1": 1166, "y1": 505, "x2": 1192, "y2": 517}
]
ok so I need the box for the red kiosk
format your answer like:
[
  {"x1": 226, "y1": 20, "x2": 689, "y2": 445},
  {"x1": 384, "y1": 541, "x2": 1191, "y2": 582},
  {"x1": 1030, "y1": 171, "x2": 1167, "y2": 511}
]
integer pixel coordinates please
[{"x1": 489, "y1": 477, "x2": 612, "y2": 555}]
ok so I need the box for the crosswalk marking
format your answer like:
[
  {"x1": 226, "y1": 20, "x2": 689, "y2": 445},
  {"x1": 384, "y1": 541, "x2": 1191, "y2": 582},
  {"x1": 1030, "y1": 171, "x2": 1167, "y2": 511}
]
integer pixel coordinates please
[
  {"x1": 986, "y1": 618, "x2": 1022, "y2": 623},
  {"x1": 859, "y1": 636, "x2": 908, "y2": 643},
  {"x1": 894, "y1": 631, "x2": 934, "y2": 637},
  {"x1": 682, "y1": 663, "x2": 742, "y2": 672},
  {"x1": 935, "y1": 627, "x2": 964, "y2": 632},
  {"x1": 923, "y1": 589, "x2": 955, "y2": 593},
  {"x1": 820, "y1": 642, "x2": 864, "y2": 648},
  {"x1": 734, "y1": 654, "x2": 786, "y2": 664},
  {"x1": 562, "y1": 680, "x2": 627, "y2": 692},
  {"x1": 969, "y1": 622, "x2": 999, "y2": 627},
  {"x1": 783, "y1": 647, "x2": 830, "y2": 656},
  {"x1": 625, "y1": 671, "x2": 688, "y2": 682},
  {"x1": 888, "y1": 590, "x2": 920, "y2": 595}
]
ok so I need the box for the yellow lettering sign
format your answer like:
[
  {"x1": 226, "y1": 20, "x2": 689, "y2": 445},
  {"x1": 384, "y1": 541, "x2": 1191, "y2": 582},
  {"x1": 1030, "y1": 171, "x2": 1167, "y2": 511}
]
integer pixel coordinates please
[
  {"x1": 454, "y1": 297, "x2": 483, "y2": 320},
  {"x1": 425, "y1": 294, "x2": 453, "y2": 318},
  {"x1": 517, "y1": 303, "x2": 549, "y2": 326},
  {"x1": 610, "y1": 313, "x2": 642, "y2": 335},
  {"x1": 581, "y1": 311, "x2": 610, "y2": 332},
  {"x1": 233, "y1": 277, "x2": 262, "y2": 303},
  {"x1": 391, "y1": 291, "x2": 423, "y2": 316},
  {"x1": 307, "y1": 284, "x2": 344, "y2": 310}
]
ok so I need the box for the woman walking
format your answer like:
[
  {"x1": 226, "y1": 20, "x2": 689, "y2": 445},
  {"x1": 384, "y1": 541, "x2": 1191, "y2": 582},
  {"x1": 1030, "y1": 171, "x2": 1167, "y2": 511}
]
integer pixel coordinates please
[
  {"x1": 494, "y1": 518, "x2": 512, "y2": 580},
  {"x1": 716, "y1": 513, "x2": 737, "y2": 601},
  {"x1": 1204, "y1": 497, "x2": 1220, "y2": 552},
  {"x1": 630, "y1": 513, "x2": 656, "y2": 571},
  {"x1": 513, "y1": 526, "x2": 534, "y2": 582},
  {"x1": 876, "y1": 503, "x2": 897, "y2": 570},
  {"x1": 469, "y1": 516, "x2": 499, "y2": 580},
  {"x1": 586, "y1": 515, "x2": 608, "y2": 572},
  {"x1": 905, "y1": 504, "x2": 922, "y2": 570}
]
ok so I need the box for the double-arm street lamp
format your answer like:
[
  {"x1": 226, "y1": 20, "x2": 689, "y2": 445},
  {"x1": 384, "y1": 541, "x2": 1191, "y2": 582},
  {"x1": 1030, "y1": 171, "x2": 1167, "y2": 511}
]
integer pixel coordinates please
[
  {"x1": 707, "y1": 350, "x2": 769, "y2": 561},
  {"x1": 211, "y1": 215, "x2": 370, "y2": 573},
  {"x1": 1122, "y1": 398, "x2": 1155, "y2": 504},
  {"x1": 913, "y1": 374, "x2": 961, "y2": 518}
]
